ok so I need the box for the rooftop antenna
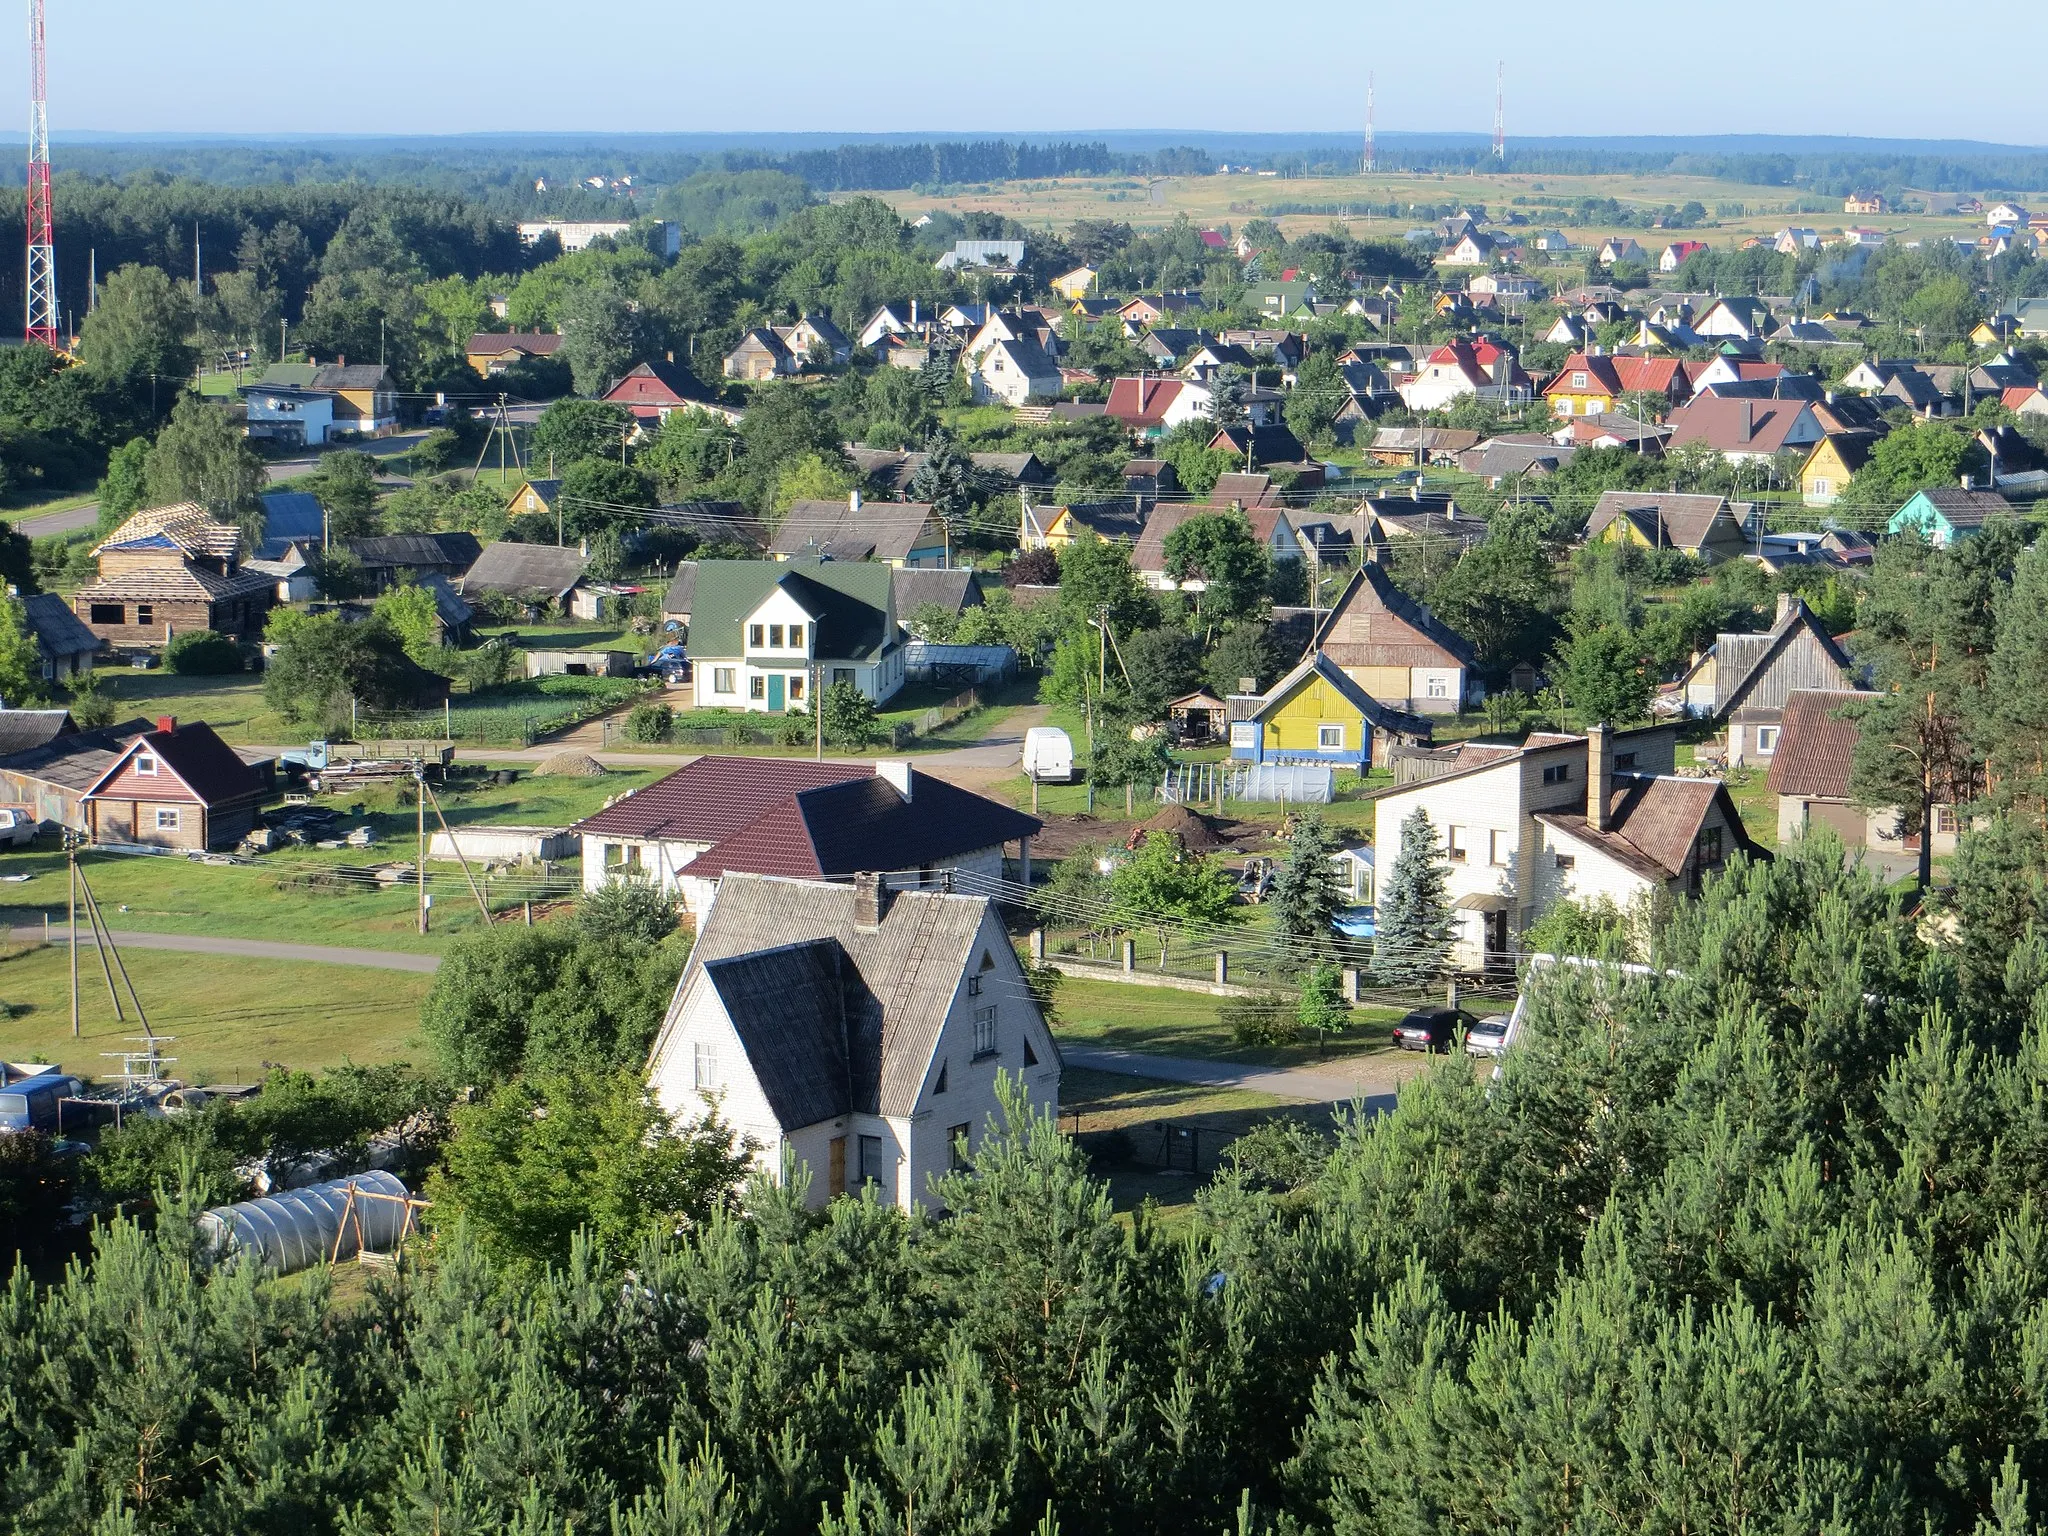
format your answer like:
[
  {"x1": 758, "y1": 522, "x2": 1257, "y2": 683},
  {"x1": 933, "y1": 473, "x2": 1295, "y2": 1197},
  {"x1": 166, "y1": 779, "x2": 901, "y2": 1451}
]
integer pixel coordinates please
[
  {"x1": 25, "y1": 0, "x2": 58, "y2": 349},
  {"x1": 1493, "y1": 61, "x2": 1506, "y2": 164},
  {"x1": 1363, "y1": 72, "x2": 1376, "y2": 175}
]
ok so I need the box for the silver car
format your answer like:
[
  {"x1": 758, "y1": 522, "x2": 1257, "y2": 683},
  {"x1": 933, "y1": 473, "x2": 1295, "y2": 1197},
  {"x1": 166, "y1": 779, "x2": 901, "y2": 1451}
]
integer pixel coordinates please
[{"x1": 1464, "y1": 1014, "x2": 1513, "y2": 1058}]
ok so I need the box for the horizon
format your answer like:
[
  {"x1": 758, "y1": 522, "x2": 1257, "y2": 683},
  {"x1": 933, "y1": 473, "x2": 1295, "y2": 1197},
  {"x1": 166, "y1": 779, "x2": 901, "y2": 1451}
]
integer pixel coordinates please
[{"x1": 3, "y1": 0, "x2": 2043, "y2": 144}]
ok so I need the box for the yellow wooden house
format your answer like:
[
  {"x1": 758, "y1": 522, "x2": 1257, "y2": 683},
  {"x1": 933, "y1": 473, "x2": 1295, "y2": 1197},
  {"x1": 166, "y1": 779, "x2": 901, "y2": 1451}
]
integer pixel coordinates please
[
  {"x1": 505, "y1": 477, "x2": 563, "y2": 520},
  {"x1": 1051, "y1": 265, "x2": 1098, "y2": 301},
  {"x1": 1799, "y1": 433, "x2": 1878, "y2": 506},
  {"x1": 1019, "y1": 503, "x2": 1140, "y2": 550},
  {"x1": 1228, "y1": 652, "x2": 1431, "y2": 770}
]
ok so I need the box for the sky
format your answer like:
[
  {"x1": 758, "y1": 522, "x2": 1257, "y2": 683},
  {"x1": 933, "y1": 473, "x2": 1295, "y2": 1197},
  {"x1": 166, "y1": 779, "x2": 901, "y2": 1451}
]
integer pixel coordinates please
[{"x1": 3, "y1": 0, "x2": 2044, "y2": 146}]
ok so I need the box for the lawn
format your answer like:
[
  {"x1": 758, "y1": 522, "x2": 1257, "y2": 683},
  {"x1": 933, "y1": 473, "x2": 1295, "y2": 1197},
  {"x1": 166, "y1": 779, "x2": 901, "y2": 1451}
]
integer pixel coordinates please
[
  {"x1": 0, "y1": 940, "x2": 435, "y2": 1085},
  {"x1": 87, "y1": 671, "x2": 285, "y2": 745},
  {"x1": 0, "y1": 768, "x2": 658, "y2": 952},
  {"x1": 1047, "y1": 975, "x2": 1408, "y2": 1068}
]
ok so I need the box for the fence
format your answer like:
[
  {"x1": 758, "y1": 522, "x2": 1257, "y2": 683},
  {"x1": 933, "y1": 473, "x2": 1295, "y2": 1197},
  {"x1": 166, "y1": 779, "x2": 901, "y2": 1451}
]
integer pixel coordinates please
[{"x1": 357, "y1": 682, "x2": 657, "y2": 747}]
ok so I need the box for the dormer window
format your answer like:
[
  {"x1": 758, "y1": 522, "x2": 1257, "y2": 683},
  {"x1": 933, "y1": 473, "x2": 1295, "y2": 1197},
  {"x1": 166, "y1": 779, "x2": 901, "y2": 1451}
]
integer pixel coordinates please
[{"x1": 134, "y1": 754, "x2": 158, "y2": 777}]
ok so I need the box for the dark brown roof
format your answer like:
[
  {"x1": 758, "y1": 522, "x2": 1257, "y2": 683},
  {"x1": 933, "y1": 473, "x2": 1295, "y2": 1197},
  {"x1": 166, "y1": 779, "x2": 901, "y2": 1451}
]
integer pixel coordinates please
[
  {"x1": 1765, "y1": 689, "x2": 1875, "y2": 799},
  {"x1": 1586, "y1": 491, "x2": 1745, "y2": 553},
  {"x1": 346, "y1": 532, "x2": 483, "y2": 571},
  {"x1": 1536, "y1": 775, "x2": 1755, "y2": 881},
  {"x1": 457, "y1": 541, "x2": 588, "y2": 599},
  {"x1": 684, "y1": 771, "x2": 1040, "y2": 882},
  {"x1": 85, "y1": 720, "x2": 262, "y2": 806},
  {"x1": 1309, "y1": 562, "x2": 1478, "y2": 670},
  {"x1": 466, "y1": 331, "x2": 564, "y2": 357},
  {"x1": 572, "y1": 756, "x2": 866, "y2": 843}
]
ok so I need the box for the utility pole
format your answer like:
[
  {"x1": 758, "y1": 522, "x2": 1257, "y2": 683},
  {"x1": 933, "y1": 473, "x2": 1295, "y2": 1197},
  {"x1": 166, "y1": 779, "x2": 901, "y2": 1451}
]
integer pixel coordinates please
[
  {"x1": 67, "y1": 833, "x2": 77, "y2": 1038},
  {"x1": 813, "y1": 660, "x2": 823, "y2": 760},
  {"x1": 416, "y1": 765, "x2": 428, "y2": 934}
]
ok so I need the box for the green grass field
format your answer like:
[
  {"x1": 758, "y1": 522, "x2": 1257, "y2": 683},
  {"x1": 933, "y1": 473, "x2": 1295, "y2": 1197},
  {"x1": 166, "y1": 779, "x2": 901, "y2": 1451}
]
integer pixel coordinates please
[
  {"x1": 1049, "y1": 975, "x2": 1405, "y2": 1067},
  {"x1": 0, "y1": 767, "x2": 657, "y2": 951},
  {"x1": 0, "y1": 941, "x2": 434, "y2": 1083}
]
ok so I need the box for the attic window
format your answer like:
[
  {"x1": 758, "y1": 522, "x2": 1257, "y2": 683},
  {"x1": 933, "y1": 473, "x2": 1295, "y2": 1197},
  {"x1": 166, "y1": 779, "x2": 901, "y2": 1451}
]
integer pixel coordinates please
[
  {"x1": 933, "y1": 1060, "x2": 949, "y2": 1095},
  {"x1": 979, "y1": 951, "x2": 997, "y2": 971},
  {"x1": 1023, "y1": 1038, "x2": 1039, "y2": 1067},
  {"x1": 134, "y1": 754, "x2": 158, "y2": 777}
]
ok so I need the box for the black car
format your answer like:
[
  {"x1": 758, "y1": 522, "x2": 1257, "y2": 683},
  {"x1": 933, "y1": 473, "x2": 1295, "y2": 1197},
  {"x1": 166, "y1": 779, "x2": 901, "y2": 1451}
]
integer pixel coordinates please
[{"x1": 1391, "y1": 1007, "x2": 1478, "y2": 1053}]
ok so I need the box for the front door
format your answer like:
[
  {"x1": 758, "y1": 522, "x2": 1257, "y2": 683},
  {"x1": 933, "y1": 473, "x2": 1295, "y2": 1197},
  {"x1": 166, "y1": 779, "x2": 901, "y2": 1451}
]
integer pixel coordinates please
[{"x1": 767, "y1": 674, "x2": 785, "y2": 711}]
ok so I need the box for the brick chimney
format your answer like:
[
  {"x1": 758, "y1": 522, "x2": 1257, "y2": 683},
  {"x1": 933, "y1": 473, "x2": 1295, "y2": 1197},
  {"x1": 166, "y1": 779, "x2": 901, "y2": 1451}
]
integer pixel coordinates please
[
  {"x1": 1587, "y1": 723, "x2": 1613, "y2": 832},
  {"x1": 852, "y1": 870, "x2": 891, "y2": 930},
  {"x1": 155, "y1": 715, "x2": 177, "y2": 735},
  {"x1": 1737, "y1": 400, "x2": 1753, "y2": 444}
]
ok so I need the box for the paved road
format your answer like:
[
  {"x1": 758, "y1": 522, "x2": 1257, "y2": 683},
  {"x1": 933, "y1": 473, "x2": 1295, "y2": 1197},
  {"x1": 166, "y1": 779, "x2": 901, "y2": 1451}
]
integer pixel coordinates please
[
  {"x1": 8, "y1": 925, "x2": 441, "y2": 974},
  {"x1": 18, "y1": 502, "x2": 98, "y2": 538},
  {"x1": 1059, "y1": 1042, "x2": 1430, "y2": 1106}
]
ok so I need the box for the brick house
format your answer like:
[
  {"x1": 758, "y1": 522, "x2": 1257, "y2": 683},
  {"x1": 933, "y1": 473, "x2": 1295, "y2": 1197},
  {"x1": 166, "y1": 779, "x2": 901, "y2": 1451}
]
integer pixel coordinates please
[{"x1": 71, "y1": 503, "x2": 275, "y2": 650}]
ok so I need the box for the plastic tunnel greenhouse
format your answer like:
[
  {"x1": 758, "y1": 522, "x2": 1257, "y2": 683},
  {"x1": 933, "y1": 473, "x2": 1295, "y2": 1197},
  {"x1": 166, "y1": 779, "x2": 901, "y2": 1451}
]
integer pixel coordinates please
[{"x1": 197, "y1": 1170, "x2": 415, "y2": 1274}]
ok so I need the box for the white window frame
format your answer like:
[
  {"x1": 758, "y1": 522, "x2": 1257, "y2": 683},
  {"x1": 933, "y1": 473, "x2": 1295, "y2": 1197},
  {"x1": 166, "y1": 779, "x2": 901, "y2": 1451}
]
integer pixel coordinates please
[
  {"x1": 134, "y1": 754, "x2": 158, "y2": 777},
  {"x1": 693, "y1": 1042, "x2": 718, "y2": 1090},
  {"x1": 1756, "y1": 725, "x2": 1781, "y2": 754},
  {"x1": 154, "y1": 807, "x2": 180, "y2": 831},
  {"x1": 1317, "y1": 723, "x2": 1344, "y2": 750},
  {"x1": 712, "y1": 667, "x2": 736, "y2": 695},
  {"x1": 1489, "y1": 829, "x2": 1511, "y2": 867},
  {"x1": 1425, "y1": 675, "x2": 1450, "y2": 699},
  {"x1": 972, "y1": 1005, "x2": 998, "y2": 1059}
]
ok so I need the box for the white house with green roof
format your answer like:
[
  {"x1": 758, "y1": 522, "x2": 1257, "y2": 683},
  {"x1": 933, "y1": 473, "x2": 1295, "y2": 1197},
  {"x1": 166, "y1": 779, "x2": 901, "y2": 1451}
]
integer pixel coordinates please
[{"x1": 690, "y1": 559, "x2": 907, "y2": 712}]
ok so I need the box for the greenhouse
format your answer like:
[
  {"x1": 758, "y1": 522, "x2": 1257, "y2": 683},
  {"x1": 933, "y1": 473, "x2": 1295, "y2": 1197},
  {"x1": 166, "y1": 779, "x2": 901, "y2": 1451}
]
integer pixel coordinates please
[{"x1": 197, "y1": 1170, "x2": 416, "y2": 1273}]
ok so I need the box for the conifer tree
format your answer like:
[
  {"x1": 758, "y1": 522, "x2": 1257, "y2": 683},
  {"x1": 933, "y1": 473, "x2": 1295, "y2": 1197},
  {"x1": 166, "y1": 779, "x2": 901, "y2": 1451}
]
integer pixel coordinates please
[
  {"x1": 1270, "y1": 810, "x2": 1347, "y2": 949},
  {"x1": 1373, "y1": 807, "x2": 1453, "y2": 985}
]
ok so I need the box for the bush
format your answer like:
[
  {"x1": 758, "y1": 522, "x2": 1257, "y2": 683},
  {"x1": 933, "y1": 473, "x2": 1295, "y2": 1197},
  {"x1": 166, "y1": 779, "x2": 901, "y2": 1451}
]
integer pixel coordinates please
[
  {"x1": 1221, "y1": 992, "x2": 1300, "y2": 1047},
  {"x1": 163, "y1": 629, "x2": 242, "y2": 675},
  {"x1": 66, "y1": 673, "x2": 115, "y2": 730},
  {"x1": 625, "y1": 701, "x2": 673, "y2": 743},
  {"x1": 775, "y1": 710, "x2": 813, "y2": 748},
  {"x1": 1222, "y1": 1119, "x2": 1333, "y2": 1193}
]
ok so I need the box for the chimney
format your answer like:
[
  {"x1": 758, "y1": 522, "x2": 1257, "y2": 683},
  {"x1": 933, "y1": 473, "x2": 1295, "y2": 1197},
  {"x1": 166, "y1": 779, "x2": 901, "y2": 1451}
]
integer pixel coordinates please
[
  {"x1": 1587, "y1": 724, "x2": 1613, "y2": 832},
  {"x1": 852, "y1": 870, "x2": 891, "y2": 930},
  {"x1": 1737, "y1": 400, "x2": 1753, "y2": 444},
  {"x1": 849, "y1": 488, "x2": 862, "y2": 511},
  {"x1": 1960, "y1": 474, "x2": 1974, "y2": 490},
  {"x1": 1824, "y1": 389, "x2": 1837, "y2": 405},
  {"x1": 1775, "y1": 591, "x2": 1796, "y2": 623},
  {"x1": 336, "y1": 354, "x2": 346, "y2": 368},
  {"x1": 156, "y1": 715, "x2": 177, "y2": 735},
  {"x1": 875, "y1": 759, "x2": 913, "y2": 802},
  {"x1": 910, "y1": 298, "x2": 918, "y2": 325}
]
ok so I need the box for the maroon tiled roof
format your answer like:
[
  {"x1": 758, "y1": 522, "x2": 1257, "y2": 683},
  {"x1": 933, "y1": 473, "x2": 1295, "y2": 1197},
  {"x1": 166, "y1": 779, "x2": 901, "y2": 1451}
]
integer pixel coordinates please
[
  {"x1": 571, "y1": 757, "x2": 866, "y2": 843},
  {"x1": 684, "y1": 770, "x2": 1041, "y2": 881},
  {"x1": 1766, "y1": 689, "x2": 1874, "y2": 799},
  {"x1": 1536, "y1": 775, "x2": 1757, "y2": 881}
]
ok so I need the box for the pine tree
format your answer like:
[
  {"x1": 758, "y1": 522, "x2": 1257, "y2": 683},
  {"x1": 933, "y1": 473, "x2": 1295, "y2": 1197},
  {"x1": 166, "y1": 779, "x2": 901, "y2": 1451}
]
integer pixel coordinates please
[{"x1": 1372, "y1": 808, "x2": 1453, "y2": 985}]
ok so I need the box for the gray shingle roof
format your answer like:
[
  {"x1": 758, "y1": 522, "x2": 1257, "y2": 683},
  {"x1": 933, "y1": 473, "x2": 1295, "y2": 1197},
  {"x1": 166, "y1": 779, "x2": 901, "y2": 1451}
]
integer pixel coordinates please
[
  {"x1": 770, "y1": 501, "x2": 937, "y2": 564},
  {"x1": 456, "y1": 541, "x2": 588, "y2": 599},
  {"x1": 669, "y1": 874, "x2": 999, "y2": 1119},
  {"x1": 0, "y1": 708, "x2": 74, "y2": 755},
  {"x1": 22, "y1": 594, "x2": 99, "y2": 660}
]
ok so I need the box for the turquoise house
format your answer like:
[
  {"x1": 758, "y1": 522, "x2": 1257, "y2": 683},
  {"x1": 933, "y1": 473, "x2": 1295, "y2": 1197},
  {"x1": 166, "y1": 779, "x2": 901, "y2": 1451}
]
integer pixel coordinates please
[{"x1": 1887, "y1": 486, "x2": 2014, "y2": 547}]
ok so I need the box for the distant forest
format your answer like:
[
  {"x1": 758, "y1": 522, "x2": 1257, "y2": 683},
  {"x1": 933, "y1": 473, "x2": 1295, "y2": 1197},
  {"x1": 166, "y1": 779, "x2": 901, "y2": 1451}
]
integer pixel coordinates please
[{"x1": 32, "y1": 134, "x2": 2048, "y2": 211}]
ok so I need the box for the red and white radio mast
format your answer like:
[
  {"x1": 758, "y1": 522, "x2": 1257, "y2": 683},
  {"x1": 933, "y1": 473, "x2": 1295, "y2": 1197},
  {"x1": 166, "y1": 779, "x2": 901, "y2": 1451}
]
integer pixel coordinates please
[{"x1": 25, "y1": 0, "x2": 57, "y2": 349}]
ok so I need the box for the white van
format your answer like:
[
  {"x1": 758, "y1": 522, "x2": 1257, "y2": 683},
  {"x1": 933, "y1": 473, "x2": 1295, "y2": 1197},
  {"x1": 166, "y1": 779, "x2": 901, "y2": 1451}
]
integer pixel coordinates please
[{"x1": 1021, "y1": 726, "x2": 1075, "y2": 783}]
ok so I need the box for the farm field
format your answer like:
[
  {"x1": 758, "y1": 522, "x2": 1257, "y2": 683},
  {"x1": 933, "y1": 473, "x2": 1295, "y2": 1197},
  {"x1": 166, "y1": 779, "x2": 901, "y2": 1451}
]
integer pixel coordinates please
[{"x1": 858, "y1": 168, "x2": 2013, "y2": 255}]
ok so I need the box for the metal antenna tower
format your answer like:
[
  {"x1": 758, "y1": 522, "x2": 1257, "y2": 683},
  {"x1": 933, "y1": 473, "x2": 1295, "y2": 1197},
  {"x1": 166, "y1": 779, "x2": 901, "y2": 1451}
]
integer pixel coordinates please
[
  {"x1": 25, "y1": 0, "x2": 57, "y2": 349},
  {"x1": 1363, "y1": 72, "x2": 1376, "y2": 174},
  {"x1": 1493, "y1": 61, "x2": 1506, "y2": 163}
]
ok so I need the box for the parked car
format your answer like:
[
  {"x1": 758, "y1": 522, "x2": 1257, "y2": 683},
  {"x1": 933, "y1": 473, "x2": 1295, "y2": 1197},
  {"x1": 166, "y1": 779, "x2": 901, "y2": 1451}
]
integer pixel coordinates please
[
  {"x1": 0, "y1": 808, "x2": 38, "y2": 848},
  {"x1": 1391, "y1": 1007, "x2": 1477, "y2": 1053},
  {"x1": 1463, "y1": 1013, "x2": 1513, "y2": 1057}
]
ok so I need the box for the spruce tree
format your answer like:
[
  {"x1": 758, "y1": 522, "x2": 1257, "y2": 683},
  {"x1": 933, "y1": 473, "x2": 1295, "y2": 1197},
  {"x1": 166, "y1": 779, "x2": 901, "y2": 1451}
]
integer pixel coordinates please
[
  {"x1": 1372, "y1": 807, "x2": 1453, "y2": 986},
  {"x1": 1270, "y1": 810, "x2": 1348, "y2": 949}
]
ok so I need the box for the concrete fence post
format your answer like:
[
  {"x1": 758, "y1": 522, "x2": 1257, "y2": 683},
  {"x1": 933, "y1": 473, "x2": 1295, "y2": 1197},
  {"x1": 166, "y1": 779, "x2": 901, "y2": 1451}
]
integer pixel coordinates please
[
  {"x1": 1121, "y1": 938, "x2": 1136, "y2": 973},
  {"x1": 1215, "y1": 951, "x2": 1228, "y2": 985},
  {"x1": 1342, "y1": 966, "x2": 1360, "y2": 1002},
  {"x1": 1030, "y1": 928, "x2": 1045, "y2": 961},
  {"x1": 1445, "y1": 976, "x2": 1460, "y2": 1011}
]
